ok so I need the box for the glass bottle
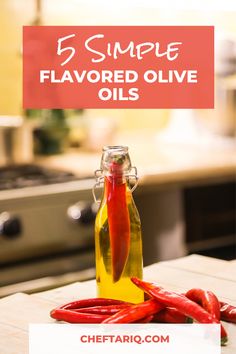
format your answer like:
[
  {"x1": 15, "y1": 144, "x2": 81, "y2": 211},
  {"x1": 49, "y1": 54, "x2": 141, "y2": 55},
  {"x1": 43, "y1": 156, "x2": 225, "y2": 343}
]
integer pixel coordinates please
[{"x1": 94, "y1": 146, "x2": 143, "y2": 303}]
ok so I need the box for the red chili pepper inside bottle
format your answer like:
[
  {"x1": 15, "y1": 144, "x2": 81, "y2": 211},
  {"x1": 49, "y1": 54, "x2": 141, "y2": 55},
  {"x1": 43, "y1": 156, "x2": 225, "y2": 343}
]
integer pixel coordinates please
[{"x1": 94, "y1": 146, "x2": 143, "y2": 303}]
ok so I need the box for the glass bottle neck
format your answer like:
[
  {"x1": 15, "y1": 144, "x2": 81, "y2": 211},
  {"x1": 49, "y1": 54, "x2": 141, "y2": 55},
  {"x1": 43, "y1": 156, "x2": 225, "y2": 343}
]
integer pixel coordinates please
[
  {"x1": 100, "y1": 146, "x2": 131, "y2": 177},
  {"x1": 93, "y1": 146, "x2": 138, "y2": 204}
]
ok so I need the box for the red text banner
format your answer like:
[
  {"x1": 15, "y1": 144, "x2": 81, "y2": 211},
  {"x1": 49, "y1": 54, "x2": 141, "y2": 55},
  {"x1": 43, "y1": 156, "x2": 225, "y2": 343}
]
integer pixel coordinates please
[{"x1": 23, "y1": 26, "x2": 214, "y2": 109}]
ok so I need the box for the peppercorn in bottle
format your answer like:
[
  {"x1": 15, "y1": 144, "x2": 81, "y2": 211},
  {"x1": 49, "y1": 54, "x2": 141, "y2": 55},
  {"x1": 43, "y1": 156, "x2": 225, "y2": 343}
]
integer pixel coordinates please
[{"x1": 94, "y1": 146, "x2": 143, "y2": 303}]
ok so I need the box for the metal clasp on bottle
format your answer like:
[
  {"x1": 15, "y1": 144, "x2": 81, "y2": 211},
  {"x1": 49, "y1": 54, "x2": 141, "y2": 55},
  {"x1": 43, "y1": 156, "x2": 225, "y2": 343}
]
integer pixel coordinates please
[
  {"x1": 92, "y1": 169, "x2": 104, "y2": 204},
  {"x1": 126, "y1": 166, "x2": 139, "y2": 193},
  {"x1": 92, "y1": 166, "x2": 139, "y2": 204}
]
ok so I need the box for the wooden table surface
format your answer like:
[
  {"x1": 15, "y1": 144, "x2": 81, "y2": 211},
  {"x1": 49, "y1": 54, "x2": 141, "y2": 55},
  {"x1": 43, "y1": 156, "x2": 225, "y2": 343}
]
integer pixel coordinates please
[{"x1": 0, "y1": 254, "x2": 235, "y2": 354}]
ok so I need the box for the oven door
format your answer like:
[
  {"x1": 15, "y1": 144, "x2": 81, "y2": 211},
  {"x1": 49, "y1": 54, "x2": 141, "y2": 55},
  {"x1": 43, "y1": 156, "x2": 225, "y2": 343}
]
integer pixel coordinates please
[
  {"x1": 0, "y1": 180, "x2": 97, "y2": 297},
  {"x1": 0, "y1": 248, "x2": 95, "y2": 298}
]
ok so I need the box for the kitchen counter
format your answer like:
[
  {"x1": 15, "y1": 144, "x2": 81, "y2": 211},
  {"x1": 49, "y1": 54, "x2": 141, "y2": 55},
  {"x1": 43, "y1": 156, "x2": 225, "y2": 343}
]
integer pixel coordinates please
[
  {"x1": 0, "y1": 254, "x2": 235, "y2": 353},
  {"x1": 36, "y1": 132, "x2": 236, "y2": 189}
]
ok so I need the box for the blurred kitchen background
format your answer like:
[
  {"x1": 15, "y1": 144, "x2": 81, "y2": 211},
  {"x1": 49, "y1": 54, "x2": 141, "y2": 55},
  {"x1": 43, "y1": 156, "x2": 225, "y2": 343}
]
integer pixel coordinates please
[{"x1": 0, "y1": 0, "x2": 235, "y2": 297}]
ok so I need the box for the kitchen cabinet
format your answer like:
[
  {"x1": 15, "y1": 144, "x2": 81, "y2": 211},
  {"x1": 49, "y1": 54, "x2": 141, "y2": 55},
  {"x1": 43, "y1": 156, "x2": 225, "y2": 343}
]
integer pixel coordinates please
[
  {"x1": 184, "y1": 182, "x2": 236, "y2": 259},
  {"x1": 136, "y1": 181, "x2": 236, "y2": 265}
]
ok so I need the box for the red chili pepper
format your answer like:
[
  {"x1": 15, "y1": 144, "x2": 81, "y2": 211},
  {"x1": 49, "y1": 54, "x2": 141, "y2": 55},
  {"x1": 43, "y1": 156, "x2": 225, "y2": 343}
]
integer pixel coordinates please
[
  {"x1": 102, "y1": 299, "x2": 163, "y2": 324},
  {"x1": 106, "y1": 161, "x2": 130, "y2": 282},
  {"x1": 185, "y1": 288, "x2": 220, "y2": 321},
  {"x1": 131, "y1": 277, "x2": 228, "y2": 345},
  {"x1": 59, "y1": 298, "x2": 130, "y2": 310},
  {"x1": 50, "y1": 308, "x2": 109, "y2": 323},
  {"x1": 50, "y1": 298, "x2": 131, "y2": 323},
  {"x1": 153, "y1": 307, "x2": 192, "y2": 324},
  {"x1": 185, "y1": 288, "x2": 228, "y2": 345},
  {"x1": 74, "y1": 304, "x2": 131, "y2": 315},
  {"x1": 220, "y1": 301, "x2": 236, "y2": 324},
  {"x1": 136, "y1": 315, "x2": 154, "y2": 323}
]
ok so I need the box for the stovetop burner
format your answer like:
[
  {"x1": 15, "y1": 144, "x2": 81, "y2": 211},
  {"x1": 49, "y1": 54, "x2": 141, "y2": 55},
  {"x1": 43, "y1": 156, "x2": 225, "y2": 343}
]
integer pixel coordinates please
[{"x1": 0, "y1": 164, "x2": 78, "y2": 190}]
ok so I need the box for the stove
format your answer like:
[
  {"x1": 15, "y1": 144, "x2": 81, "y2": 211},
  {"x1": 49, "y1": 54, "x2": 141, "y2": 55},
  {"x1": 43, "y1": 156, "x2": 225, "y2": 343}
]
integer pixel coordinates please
[
  {"x1": 0, "y1": 164, "x2": 77, "y2": 190},
  {"x1": 0, "y1": 164, "x2": 97, "y2": 297}
]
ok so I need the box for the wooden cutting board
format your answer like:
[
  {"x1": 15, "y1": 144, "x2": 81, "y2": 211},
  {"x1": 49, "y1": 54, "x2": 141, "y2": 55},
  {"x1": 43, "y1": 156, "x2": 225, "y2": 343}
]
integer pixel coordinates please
[{"x1": 0, "y1": 255, "x2": 235, "y2": 354}]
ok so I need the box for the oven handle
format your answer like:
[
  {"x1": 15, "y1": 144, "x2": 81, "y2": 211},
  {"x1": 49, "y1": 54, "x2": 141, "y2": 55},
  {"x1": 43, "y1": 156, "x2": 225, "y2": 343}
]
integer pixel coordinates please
[{"x1": 0, "y1": 267, "x2": 95, "y2": 298}]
